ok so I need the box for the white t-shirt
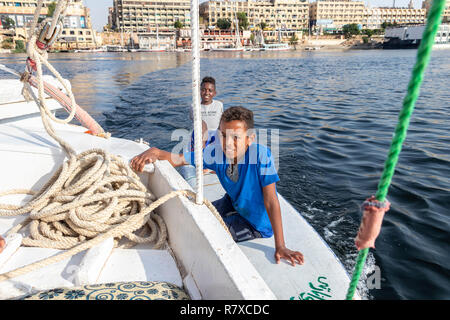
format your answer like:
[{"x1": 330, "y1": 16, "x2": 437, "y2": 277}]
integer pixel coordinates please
[{"x1": 190, "y1": 100, "x2": 223, "y2": 131}]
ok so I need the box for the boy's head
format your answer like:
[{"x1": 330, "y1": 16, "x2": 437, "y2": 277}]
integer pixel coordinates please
[
  {"x1": 218, "y1": 106, "x2": 255, "y2": 162},
  {"x1": 200, "y1": 76, "x2": 216, "y2": 105}
]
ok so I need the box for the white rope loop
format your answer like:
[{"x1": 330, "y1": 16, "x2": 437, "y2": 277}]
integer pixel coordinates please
[{"x1": 24, "y1": 0, "x2": 77, "y2": 126}]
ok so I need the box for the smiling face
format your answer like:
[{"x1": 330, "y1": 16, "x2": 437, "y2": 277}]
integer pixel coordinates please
[
  {"x1": 200, "y1": 82, "x2": 216, "y2": 105},
  {"x1": 219, "y1": 120, "x2": 255, "y2": 163}
]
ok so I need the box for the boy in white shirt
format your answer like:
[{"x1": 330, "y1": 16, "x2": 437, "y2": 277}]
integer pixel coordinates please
[
  {"x1": 179, "y1": 77, "x2": 223, "y2": 186},
  {"x1": 189, "y1": 76, "x2": 223, "y2": 150}
]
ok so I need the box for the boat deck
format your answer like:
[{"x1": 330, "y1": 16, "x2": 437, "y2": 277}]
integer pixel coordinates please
[{"x1": 202, "y1": 172, "x2": 358, "y2": 300}]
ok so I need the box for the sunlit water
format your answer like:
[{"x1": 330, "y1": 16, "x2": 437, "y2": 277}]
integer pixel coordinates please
[{"x1": 1, "y1": 49, "x2": 449, "y2": 299}]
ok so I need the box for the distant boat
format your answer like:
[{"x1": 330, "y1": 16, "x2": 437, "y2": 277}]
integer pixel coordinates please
[
  {"x1": 257, "y1": 29, "x2": 290, "y2": 51},
  {"x1": 75, "y1": 47, "x2": 107, "y2": 53},
  {"x1": 244, "y1": 47, "x2": 263, "y2": 51},
  {"x1": 106, "y1": 45, "x2": 127, "y2": 52},
  {"x1": 139, "y1": 15, "x2": 167, "y2": 52},
  {"x1": 304, "y1": 46, "x2": 321, "y2": 51},
  {"x1": 262, "y1": 43, "x2": 291, "y2": 51},
  {"x1": 210, "y1": 46, "x2": 244, "y2": 52},
  {"x1": 211, "y1": 11, "x2": 243, "y2": 52},
  {"x1": 138, "y1": 48, "x2": 166, "y2": 52},
  {"x1": 383, "y1": 24, "x2": 450, "y2": 49}
]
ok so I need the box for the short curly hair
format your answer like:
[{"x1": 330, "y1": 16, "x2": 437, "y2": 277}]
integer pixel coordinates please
[
  {"x1": 220, "y1": 106, "x2": 254, "y2": 129},
  {"x1": 201, "y1": 76, "x2": 216, "y2": 89}
]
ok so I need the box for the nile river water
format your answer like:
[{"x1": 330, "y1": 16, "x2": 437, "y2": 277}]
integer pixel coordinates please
[{"x1": 1, "y1": 49, "x2": 449, "y2": 299}]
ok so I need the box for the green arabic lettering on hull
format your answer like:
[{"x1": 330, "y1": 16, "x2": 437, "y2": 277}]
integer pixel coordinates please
[{"x1": 290, "y1": 276, "x2": 332, "y2": 300}]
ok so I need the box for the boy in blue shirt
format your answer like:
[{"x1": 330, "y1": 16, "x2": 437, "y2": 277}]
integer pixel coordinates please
[{"x1": 131, "y1": 106, "x2": 304, "y2": 266}]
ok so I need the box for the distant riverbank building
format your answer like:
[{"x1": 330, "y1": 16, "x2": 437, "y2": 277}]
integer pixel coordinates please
[
  {"x1": 199, "y1": 0, "x2": 310, "y2": 31},
  {"x1": 0, "y1": 0, "x2": 97, "y2": 50},
  {"x1": 422, "y1": 0, "x2": 450, "y2": 23},
  {"x1": 110, "y1": 0, "x2": 192, "y2": 33},
  {"x1": 309, "y1": 0, "x2": 365, "y2": 32},
  {"x1": 362, "y1": 5, "x2": 426, "y2": 30}
]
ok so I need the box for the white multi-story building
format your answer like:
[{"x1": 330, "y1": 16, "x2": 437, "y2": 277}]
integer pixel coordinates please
[
  {"x1": 0, "y1": 0, "x2": 96, "y2": 49},
  {"x1": 362, "y1": 6, "x2": 426, "y2": 30},
  {"x1": 110, "y1": 0, "x2": 191, "y2": 33},
  {"x1": 309, "y1": 0, "x2": 365, "y2": 31},
  {"x1": 200, "y1": 0, "x2": 309, "y2": 31}
]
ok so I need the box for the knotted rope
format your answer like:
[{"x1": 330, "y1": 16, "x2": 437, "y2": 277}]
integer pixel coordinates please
[{"x1": 346, "y1": 0, "x2": 446, "y2": 300}]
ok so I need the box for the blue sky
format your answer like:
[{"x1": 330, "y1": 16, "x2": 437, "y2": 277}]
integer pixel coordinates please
[{"x1": 84, "y1": 0, "x2": 426, "y2": 31}]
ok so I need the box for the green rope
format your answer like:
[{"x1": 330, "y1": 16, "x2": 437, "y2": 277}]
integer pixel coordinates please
[{"x1": 345, "y1": 0, "x2": 446, "y2": 300}]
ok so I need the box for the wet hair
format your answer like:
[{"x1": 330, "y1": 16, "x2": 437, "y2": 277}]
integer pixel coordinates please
[
  {"x1": 201, "y1": 76, "x2": 216, "y2": 89},
  {"x1": 220, "y1": 106, "x2": 254, "y2": 130}
]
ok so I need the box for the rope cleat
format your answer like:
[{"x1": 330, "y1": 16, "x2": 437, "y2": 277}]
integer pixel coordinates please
[{"x1": 36, "y1": 21, "x2": 62, "y2": 50}]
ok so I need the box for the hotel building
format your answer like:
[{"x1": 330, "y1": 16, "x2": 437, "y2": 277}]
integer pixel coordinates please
[
  {"x1": 110, "y1": 0, "x2": 192, "y2": 33},
  {"x1": 199, "y1": 0, "x2": 309, "y2": 31},
  {"x1": 0, "y1": 0, "x2": 96, "y2": 49}
]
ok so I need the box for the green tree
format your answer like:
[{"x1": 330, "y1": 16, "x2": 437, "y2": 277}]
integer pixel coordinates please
[
  {"x1": 14, "y1": 39, "x2": 26, "y2": 53},
  {"x1": 342, "y1": 23, "x2": 360, "y2": 38},
  {"x1": 1, "y1": 16, "x2": 15, "y2": 30},
  {"x1": 289, "y1": 34, "x2": 298, "y2": 45},
  {"x1": 174, "y1": 20, "x2": 183, "y2": 29},
  {"x1": 289, "y1": 33, "x2": 299, "y2": 49},
  {"x1": 47, "y1": 1, "x2": 57, "y2": 17},
  {"x1": 259, "y1": 22, "x2": 267, "y2": 30},
  {"x1": 1, "y1": 37, "x2": 14, "y2": 49},
  {"x1": 362, "y1": 29, "x2": 375, "y2": 38},
  {"x1": 236, "y1": 12, "x2": 248, "y2": 30},
  {"x1": 216, "y1": 18, "x2": 231, "y2": 30},
  {"x1": 381, "y1": 21, "x2": 398, "y2": 30},
  {"x1": 249, "y1": 33, "x2": 255, "y2": 45}
]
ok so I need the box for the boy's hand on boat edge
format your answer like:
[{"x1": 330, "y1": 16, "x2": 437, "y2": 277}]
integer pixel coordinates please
[
  {"x1": 275, "y1": 246, "x2": 304, "y2": 267},
  {"x1": 130, "y1": 147, "x2": 160, "y2": 172}
]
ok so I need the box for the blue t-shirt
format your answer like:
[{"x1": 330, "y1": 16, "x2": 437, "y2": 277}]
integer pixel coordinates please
[{"x1": 184, "y1": 143, "x2": 280, "y2": 237}]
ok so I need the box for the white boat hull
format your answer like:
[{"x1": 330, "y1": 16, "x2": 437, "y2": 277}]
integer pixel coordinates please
[
  {"x1": 433, "y1": 43, "x2": 450, "y2": 50},
  {"x1": 210, "y1": 48, "x2": 244, "y2": 52}
]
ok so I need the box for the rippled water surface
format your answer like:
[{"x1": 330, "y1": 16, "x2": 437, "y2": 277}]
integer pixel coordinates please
[{"x1": 1, "y1": 50, "x2": 449, "y2": 299}]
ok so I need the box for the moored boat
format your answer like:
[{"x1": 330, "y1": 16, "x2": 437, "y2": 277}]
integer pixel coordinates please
[
  {"x1": 262, "y1": 43, "x2": 291, "y2": 51},
  {"x1": 383, "y1": 24, "x2": 450, "y2": 49}
]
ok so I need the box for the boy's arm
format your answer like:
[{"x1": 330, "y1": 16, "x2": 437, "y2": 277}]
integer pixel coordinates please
[
  {"x1": 130, "y1": 147, "x2": 188, "y2": 172},
  {"x1": 263, "y1": 183, "x2": 304, "y2": 267}
]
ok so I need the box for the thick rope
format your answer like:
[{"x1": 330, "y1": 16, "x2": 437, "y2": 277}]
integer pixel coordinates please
[
  {"x1": 0, "y1": 149, "x2": 166, "y2": 249},
  {"x1": 0, "y1": 187, "x2": 228, "y2": 282},
  {"x1": 346, "y1": 0, "x2": 446, "y2": 300}
]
